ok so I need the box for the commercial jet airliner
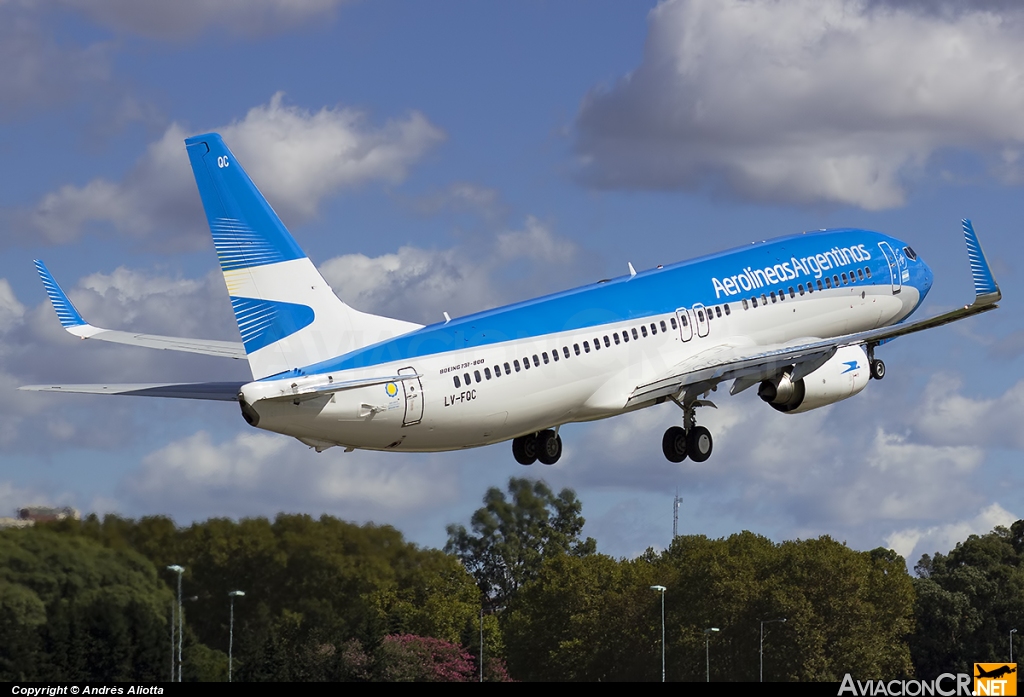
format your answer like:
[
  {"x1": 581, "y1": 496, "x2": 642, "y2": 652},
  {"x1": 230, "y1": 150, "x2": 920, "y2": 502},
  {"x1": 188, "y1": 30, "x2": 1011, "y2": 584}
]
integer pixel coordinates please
[{"x1": 22, "y1": 134, "x2": 1002, "y2": 465}]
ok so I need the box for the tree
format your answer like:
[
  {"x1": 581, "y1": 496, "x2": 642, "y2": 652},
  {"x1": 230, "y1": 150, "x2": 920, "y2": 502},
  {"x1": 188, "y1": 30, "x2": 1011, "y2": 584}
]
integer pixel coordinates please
[{"x1": 445, "y1": 477, "x2": 596, "y2": 608}]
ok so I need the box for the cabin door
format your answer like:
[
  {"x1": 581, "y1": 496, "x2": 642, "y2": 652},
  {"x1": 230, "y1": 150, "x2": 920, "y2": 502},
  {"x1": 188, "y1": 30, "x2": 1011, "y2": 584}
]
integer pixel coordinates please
[
  {"x1": 675, "y1": 308, "x2": 693, "y2": 341},
  {"x1": 692, "y1": 303, "x2": 710, "y2": 338},
  {"x1": 398, "y1": 366, "x2": 423, "y2": 426},
  {"x1": 878, "y1": 242, "x2": 902, "y2": 295}
]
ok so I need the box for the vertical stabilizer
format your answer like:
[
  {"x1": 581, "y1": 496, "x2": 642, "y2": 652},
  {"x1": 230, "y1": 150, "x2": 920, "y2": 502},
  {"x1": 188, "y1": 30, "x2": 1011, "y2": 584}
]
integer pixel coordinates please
[{"x1": 184, "y1": 133, "x2": 421, "y2": 379}]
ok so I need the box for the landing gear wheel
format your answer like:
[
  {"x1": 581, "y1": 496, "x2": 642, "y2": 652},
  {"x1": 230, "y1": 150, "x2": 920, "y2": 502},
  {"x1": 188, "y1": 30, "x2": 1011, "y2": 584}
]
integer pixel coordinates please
[
  {"x1": 687, "y1": 426, "x2": 713, "y2": 463},
  {"x1": 512, "y1": 434, "x2": 538, "y2": 465},
  {"x1": 662, "y1": 426, "x2": 687, "y2": 463},
  {"x1": 536, "y1": 429, "x2": 562, "y2": 465},
  {"x1": 870, "y1": 359, "x2": 885, "y2": 380}
]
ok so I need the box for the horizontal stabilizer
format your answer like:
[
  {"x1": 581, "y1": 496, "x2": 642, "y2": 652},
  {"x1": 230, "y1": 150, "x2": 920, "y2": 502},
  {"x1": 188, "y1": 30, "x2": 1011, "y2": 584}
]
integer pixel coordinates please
[
  {"x1": 34, "y1": 260, "x2": 246, "y2": 360},
  {"x1": 18, "y1": 382, "x2": 246, "y2": 401}
]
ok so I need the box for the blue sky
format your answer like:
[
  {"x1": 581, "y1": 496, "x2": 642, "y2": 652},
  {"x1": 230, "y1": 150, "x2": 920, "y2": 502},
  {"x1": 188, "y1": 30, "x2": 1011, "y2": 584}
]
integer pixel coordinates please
[{"x1": 2, "y1": 0, "x2": 1024, "y2": 564}]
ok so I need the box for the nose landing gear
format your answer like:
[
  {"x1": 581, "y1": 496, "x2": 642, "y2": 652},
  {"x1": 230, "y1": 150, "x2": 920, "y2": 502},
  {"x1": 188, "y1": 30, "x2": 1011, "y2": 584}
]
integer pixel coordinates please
[{"x1": 662, "y1": 398, "x2": 715, "y2": 463}]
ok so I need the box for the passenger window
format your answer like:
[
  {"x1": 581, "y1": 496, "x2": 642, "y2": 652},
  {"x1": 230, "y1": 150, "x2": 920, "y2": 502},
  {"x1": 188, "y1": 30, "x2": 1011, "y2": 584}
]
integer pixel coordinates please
[
  {"x1": 563, "y1": 346, "x2": 570, "y2": 358},
  {"x1": 865, "y1": 267, "x2": 871, "y2": 278},
  {"x1": 742, "y1": 299, "x2": 749, "y2": 310},
  {"x1": 724, "y1": 304, "x2": 731, "y2": 315},
  {"x1": 591, "y1": 338, "x2": 599, "y2": 351},
  {"x1": 622, "y1": 331, "x2": 629, "y2": 342},
  {"x1": 798, "y1": 284, "x2": 805, "y2": 295},
  {"x1": 523, "y1": 358, "x2": 530, "y2": 370},
  {"x1": 789, "y1": 287, "x2": 795, "y2": 298},
  {"x1": 841, "y1": 272, "x2": 848, "y2": 284},
  {"x1": 484, "y1": 367, "x2": 491, "y2": 380},
  {"x1": 454, "y1": 375, "x2": 461, "y2": 388},
  {"x1": 660, "y1": 320, "x2": 667, "y2": 332},
  {"x1": 770, "y1": 291, "x2": 777, "y2": 303},
  {"x1": 464, "y1": 373, "x2": 471, "y2": 385},
  {"x1": 532, "y1": 355, "x2": 540, "y2": 367},
  {"x1": 614, "y1": 333, "x2": 620, "y2": 345},
  {"x1": 542, "y1": 352, "x2": 549, "y2": 364},
  {"x1": 715, "y1": 307, "x2": 722, "y2": 318},
  {"x1": 493, "y1": 366, "x2": 500, "y2": 378},
  {"x1": 601, "y1": 336, "x2": 608, "y2": 347},
  {"x1": 761, "y1": 294, "x2": 767, "y2": 305},
  {"x1": 857, "y1": 269, "x2": 864, "y2": 280},
  {"x1": 574, "y1": 343, "x2": 581, "y2": 355},
  {"x1": 670, "y1": 317, "x2": 677, "y2": 329},
  {"x1": 825, "y1": 277, "x2": 832, "y2": 288},
  {"x1": 514, "y1": 360, "x2": 521, "y2": 372},
  {"x1": 552, "y1": 350, "x2": 559, "y2": 362},
  {"x1": 632, "y1": 328, "x2": 639, "y2": 340},
  {"x1": 650, "y1": 323, "x2": 657, "y2": 335},
  {"x1": 504, "y1": 362, "x2": 511, "y2": 375},
  {"x1": 681, "y1": 314, "x2": 688, "y2": 326},
  {"x1": 816, "y1": 280, "x2": 823, "y2": 291},
  {"x1": 641, "y1": 326, "x2": 648, "y2": 337},
  {"x1": 474, "y1": 370, "x2": 482, "y2": 383},
  {"x1": 584, "y1": 341, "x2": 590, "y2": 353},
  {"x1": 751, "y1": 296, "x2": 758, "y2": 308}
]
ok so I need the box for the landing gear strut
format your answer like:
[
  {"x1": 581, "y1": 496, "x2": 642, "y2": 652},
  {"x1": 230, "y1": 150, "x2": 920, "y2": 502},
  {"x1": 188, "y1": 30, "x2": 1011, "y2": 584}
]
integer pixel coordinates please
[
  {"x1": 513, "y1": 429, "x2": 562, "y2": 465},
  {"x1": 867, "y1": 343, "x2": 886, "y2": 380},
  {"x1": 662, "y1": 398, "x2": 715, "y2": 463}
]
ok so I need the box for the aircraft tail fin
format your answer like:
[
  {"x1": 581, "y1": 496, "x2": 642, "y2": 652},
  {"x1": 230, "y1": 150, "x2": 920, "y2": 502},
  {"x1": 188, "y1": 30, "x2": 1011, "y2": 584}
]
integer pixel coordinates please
[{"x1": 184, "y1": 133, "x2": 421, "y2": 379}]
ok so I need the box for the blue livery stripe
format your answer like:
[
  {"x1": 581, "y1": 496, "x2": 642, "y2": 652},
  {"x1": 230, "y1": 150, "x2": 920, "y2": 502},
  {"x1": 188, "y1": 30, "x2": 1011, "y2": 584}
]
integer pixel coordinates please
[
  {"x1": 962, "y1": 219, "x2": 999, "y2": 297},
  {"x1": 284, "y1": 228, "x2": 908, "y2": 379},
  {"x1": 34, "y1": 260, "x2": 86, "y2": 328},
  {"x1": 185, "y1": 133, "x2": 306, "y2": 272},
  {"x1": 230, "y1": 297, "x2": 315, "y2": 354}
]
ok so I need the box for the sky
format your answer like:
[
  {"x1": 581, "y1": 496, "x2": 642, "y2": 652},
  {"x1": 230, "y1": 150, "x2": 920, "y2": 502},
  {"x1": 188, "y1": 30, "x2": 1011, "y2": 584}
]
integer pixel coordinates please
[{"x1": 2, "y1": 0, "x2": 1024, "y2": 566}]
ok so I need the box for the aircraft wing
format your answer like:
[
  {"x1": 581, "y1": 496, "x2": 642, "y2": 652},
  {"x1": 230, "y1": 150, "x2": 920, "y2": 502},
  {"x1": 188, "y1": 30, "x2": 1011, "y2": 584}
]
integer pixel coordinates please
[
  {"x1": 34, "y1": 260, "x2": 247, "y2": 360},
  {"x1": 18, "y1": 382, "x2": 246, "y2": 401},
  {"x1": 627, "y1": 219, "x2": 1001, "y2": 407}
]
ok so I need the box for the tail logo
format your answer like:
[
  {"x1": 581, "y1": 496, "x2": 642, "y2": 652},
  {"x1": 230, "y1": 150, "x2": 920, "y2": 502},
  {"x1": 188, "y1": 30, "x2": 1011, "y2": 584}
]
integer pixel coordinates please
[{"x1": 230, "y1": 297, "x2": 315, "y2": 354}]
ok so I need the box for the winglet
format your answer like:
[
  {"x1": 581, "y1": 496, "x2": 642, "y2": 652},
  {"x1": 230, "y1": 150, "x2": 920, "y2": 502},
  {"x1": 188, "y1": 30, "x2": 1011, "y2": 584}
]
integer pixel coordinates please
[
  {"x1": 963, "y1": 219, "x2": 1001, "y2": 302},
  {"x1": 34, "y1": 260, "x2": 86, "y2": 328}
]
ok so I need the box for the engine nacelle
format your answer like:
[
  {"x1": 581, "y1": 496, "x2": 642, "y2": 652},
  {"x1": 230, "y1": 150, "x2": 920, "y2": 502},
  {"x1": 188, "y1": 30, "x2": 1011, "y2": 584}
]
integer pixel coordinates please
[{"x1": 758, "y1": 345, "x2": 870, "y2": 414}]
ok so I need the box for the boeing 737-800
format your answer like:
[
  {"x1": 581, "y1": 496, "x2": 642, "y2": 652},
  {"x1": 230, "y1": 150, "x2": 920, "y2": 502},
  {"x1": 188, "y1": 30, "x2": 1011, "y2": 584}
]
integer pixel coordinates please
[{"x1": 22, "y1": 133, "x2": 1002, "y2": 465}]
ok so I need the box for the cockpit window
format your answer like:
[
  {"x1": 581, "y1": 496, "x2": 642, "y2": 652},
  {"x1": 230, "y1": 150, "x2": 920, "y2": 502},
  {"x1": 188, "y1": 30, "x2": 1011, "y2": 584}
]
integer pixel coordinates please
[{"x1": 903, "y1": 246, "x2": 917, "y2": 261}]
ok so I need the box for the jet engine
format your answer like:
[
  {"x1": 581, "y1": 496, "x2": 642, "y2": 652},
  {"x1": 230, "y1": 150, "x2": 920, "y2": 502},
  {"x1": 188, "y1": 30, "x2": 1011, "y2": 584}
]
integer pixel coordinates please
[{"x1": 758, "y1": 345, "x2": 869, "y2": 414}]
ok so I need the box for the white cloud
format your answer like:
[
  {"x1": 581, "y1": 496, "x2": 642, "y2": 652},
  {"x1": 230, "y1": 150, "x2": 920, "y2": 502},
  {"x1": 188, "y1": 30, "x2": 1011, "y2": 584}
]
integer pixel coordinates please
[
  {"x1": 120, "y1": 430, "x2": 460, "y2": 520},
  {"x1": 885, "y1": 502, "x2": 1017, "y2": 566},
  {"x1": 319, "y1": 216, "x2": 580, "y2": 323},
  {"x1": 913, "y1": 374, "x2": 1024, "y2": 450},
  {"x1": 575, "y1": 0, "x2": 1024, "y2": 209},
  {"x1": 57, "y1": 0, "x2": 350, "y2": 38},
  {"x1": 24, "y1": 93, "x2": 444, "y2": 248}
]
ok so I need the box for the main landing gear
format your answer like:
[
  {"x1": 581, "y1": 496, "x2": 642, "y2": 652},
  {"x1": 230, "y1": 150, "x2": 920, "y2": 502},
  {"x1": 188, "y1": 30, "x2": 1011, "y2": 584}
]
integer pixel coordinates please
[
  {"x1": 662, "y1": 398, "x2": 715, "y2": 463},
  {"x1": 867, "y1": 343, "x2": 886, "y2": 381},
  {"x1": 512, "y1": 429, "x2": 562, "y2": 465}
]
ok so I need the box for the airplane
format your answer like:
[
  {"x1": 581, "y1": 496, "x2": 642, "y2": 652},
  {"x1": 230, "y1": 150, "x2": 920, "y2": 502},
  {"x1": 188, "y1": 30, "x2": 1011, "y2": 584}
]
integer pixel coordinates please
[{"x1": 21, "y1": 133, "x2": 1002, "y2": 466}]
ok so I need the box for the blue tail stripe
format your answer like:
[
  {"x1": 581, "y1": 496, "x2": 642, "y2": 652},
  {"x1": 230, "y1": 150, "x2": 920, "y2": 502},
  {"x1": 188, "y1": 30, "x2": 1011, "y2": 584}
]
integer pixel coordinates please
[
  {"x1": 229, "y1": 297, "x2": 315, "y2": 354},
  {"x1": 34, "y1": 260, "x2": 86, "y2": 328},
  {"x1": 185, "y1": 134, "x2": 306, "y2": 273},
  {"x1": 962, "y1": 219, "x2": 999, "y2": 297}
]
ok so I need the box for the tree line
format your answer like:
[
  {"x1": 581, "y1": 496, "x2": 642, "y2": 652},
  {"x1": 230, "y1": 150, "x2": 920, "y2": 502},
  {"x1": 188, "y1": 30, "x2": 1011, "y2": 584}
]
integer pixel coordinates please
[{"x1": 0, "y1": 477, "x2": 1020, "y2": 681}]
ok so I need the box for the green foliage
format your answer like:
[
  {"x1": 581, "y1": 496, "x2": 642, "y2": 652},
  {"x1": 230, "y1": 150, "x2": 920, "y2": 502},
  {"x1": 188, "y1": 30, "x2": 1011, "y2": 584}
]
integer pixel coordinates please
[
  {"x1": 445, "y1": 477, "x2": 596, "y2": 608},
  {"x1": 0, "y1": 527, "x2": 171, "y2": 681},
  {"x1": 910, "y1": 522, "x2": 1024, "y2": 675},
  {"x1": 502, "y1": 531, "x2": 915, "y2": 681}
]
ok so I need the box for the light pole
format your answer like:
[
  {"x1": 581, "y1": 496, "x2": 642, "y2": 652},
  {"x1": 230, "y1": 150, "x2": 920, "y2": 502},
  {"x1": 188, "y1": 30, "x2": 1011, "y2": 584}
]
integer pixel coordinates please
[
  {"x1": 1011, "y1": 628, "x2": 1017, "y2": 662},
  {"x1": 167, "y1": 565, "x2": 185, "y2": 682},
  {"x1": 228, "y1": 590, "x2": 245, "y2": 682},
  {"x1": 760, "y1": 618, "x2": 787, "y2": 682},
  {"x1": 704, "y1": 627, "x2": 719, "y2": 682},
  {"x1": 650, "y1": 585, "x2": 667, "y2": 682}
]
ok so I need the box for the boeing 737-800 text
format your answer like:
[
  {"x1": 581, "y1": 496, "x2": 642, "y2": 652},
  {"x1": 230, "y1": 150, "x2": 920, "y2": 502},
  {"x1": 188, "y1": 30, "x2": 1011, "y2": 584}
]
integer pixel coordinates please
[{"x1": 22, "y1": 133, "x2": 1002, "y2": 465}]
